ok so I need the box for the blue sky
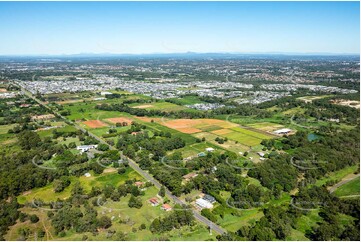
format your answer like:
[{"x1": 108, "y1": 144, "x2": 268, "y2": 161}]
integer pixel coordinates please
[{"x1": 0, "y1": 1, "x2": 359, "y2": 55}]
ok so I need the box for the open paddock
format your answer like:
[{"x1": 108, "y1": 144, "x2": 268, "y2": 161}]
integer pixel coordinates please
[
  {"x1": 169, "y1": 142, "x2": 222, "y2": 159},
  {"x1": 193, "y1": 132, "x2": 251, "y2": 154},
  {"x1": 133, "y1": 104, "x2": 154, "y2": 109},
  {"x1": 106, "y1": 117, "x2": 133, "y2": 125},
  {"x1": 161, "y1": 118, "x2": 238, "y2": 132},
  {"x1": 211, "y1": 128, "x2": 233, "y2": 135},
  {"x1": 230, "y1": 126, "x2": 273, "y2": 140},
  {"x1": 177, "y1": 127, "x2": 202, "y2": 134},
  {"x1": 83, "y1": 120, "x2": 108, "y2": 128},
  {"x1": 131, "y1": 101, "x2": 187, "y2": 112},
  {"x1": 331, "y1": 99, "x2": 360, "y2": 109},
  {"x1": 222, "y1": 131, "x2": 263, "y2": 147},
  {"x1": 245, "y1": 122, "x2": 285, "y2": 132}
]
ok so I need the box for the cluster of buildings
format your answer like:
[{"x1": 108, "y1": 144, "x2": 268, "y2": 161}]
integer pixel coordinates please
[
  {"x1": 260, "y1": 84, "x2": 358, "y2": 94},
  {"x1": 195, "y1": 194, "x2": 217, "y2": 209},
  {"x1": 148, "y1": 197, "x2": 172, "y2": 212},
  {"x1": 0, "y1": 92, "x2": 17, "y2": 99},
  {"x1": 234, "y1": 91, "x2": 291, "y2": 105},
  {"x1": 186, "y1": 103, "x2": 226, "y2": 111}
]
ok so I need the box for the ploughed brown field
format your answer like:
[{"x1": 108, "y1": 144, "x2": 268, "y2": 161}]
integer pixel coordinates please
[{"x1": 83, "y1": 120, "x2": 108, "y2": 128}]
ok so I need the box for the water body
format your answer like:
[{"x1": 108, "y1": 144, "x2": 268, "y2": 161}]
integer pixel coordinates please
[{"x1": 307, "y1": 133, "x2": 320, "y2": 141}]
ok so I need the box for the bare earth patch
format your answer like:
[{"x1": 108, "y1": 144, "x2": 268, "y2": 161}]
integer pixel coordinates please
[
  {"x1": 331, "y1": 99, "x2": 360, "y2": 109},
  {"x1": 106, "y1": 117, "x2": 133, "y2": 125},
  {"x1": 83, "y1": 120, "x2": 108, "y2": 128},
  {"x1": 103, "y1": 167, "x2": 117, "y2": 173},
  {"x1": 177, "y1": 127, "x2": 202, "y2": 134},
  {"x1": 133, "y1": 104, "x2": 154, "y2": 109}
]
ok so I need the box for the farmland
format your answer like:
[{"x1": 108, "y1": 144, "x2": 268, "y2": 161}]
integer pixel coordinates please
[
  {"x1": 1, "y1": 53, "x2": 359, "y2": 241},
  {"x1": 144, "y1": 118, "x2": 275, "y2": 147},
  {"x1": 130, "y1": 101, "x2": 188, "y2": 112}
]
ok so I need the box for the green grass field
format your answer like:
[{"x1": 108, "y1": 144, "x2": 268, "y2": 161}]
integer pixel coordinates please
[
  {"x1": 198, "y1": 125, "x2": 222, "y2": 132},
  {"x1": 131, "y1": 101, "x2": 187, "y2": 112},
  {"x1": 90, "y1": 126, "x2": 130, "y2": 137},
  {"x1": 333, "y1": 177, "x2": 360, "y2": 197},
  {"x1": 64, "y1": 102, "x2": 122, "y2": 121},
  {"x1": 18, "y1": 169, "x2": 142, "y2": 204},
  {"x1": 0, "y1": 124, "x2": 17, "y2": 134},
  {"x1": 169, "y1": 142, "x2": 222, "y2": 158},
  {"x1": 314, "y1": 165, "x2": 358, "y2": 187}
]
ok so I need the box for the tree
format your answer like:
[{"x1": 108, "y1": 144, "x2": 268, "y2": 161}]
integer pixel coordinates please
[
  {"x1": 53, "y1": 176, "x2": 71, "y2": 193},
  {"x1": 115, "y1": 231, "x2": 128, "y2": 241},
  {"x1": 97, "y1": 216, "x2": 112, "y2": 229},
  {"x1": 201, "y1": 209, "x2": 217, "y2": 223},
  {"x1": 128, "y1": 195, "x2": 142, "y2": 209},
  {"x1": 158, "y1": 186, "x2": 166, "y2": 197},
  {"x1": 29, "y1": 214, "x2": 39, "y2": 223},
  {"x1": 97, "y1": 143, "x2": 109, "y2": 151},
  {"x1": 17, "y1": 131, "x2": 41, "y2": 150}
]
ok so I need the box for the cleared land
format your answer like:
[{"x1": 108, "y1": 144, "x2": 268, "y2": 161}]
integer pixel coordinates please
[
  {"x1": 246, "y1": 122, "x2": 285, "y2": 132},
  {"x1": 106, "y1": 117, "x2": 133, "y2": 125},
  {"x1": 131, "y1": 101, "x2": 187, "y2": 112},
  {"x1": 83, "y1": 120, "x2": 108, "y2": 128},
  {"x1": 140, "y1": 117, "x2": 274, "y2": 147},
  {"x1": 161, "y1": 118, "x2": 238, "y2": 133},
  {"x1": 297, "y1": 95, "x2": 332, "y2": 103},
  {"x1": 331, "y1": 99, "x2": 360, "y2": 109}
]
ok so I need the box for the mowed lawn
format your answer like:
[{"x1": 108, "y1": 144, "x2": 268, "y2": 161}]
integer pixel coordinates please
[{"x1": 333, "y1": 177, "x2": 360, "y2": 197}]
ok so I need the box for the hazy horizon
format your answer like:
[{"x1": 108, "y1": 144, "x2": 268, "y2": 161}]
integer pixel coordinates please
[{"x1": 0, "y1": 1, "x2": 360, "y2": 55}]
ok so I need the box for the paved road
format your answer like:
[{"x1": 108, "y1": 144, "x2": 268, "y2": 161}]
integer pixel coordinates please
[
  {"x1": 19, "y1": 85, "x2": 226, "y2": 235},
  {"x1": 329, "y1": 173, "x2": 360, "y2": 193}
]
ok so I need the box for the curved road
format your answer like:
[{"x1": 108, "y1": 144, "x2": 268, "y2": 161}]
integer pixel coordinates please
[{"x1": 18, "y1": 84, "x2": 226, "y2": 235}]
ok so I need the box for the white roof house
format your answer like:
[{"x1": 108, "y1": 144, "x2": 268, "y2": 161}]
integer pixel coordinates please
[
  {"x1": 257, "y1": 152, "x2": 265, "y2": 157},
  {"x1": 76, "y1": 145, "x2": 98, "y2": 153},
  {"x1": 100, "y1": 91, "x2": 113, "y2": 96},
  {"x1": 274, "y1": 128, "x2": 292, "y2": 135},
  {"x1": 205, "y1": 147, "x2": 215, "y2": 152},
  {"x1": 196, "y1": 198, "x2": 214, "y2": 209}
]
